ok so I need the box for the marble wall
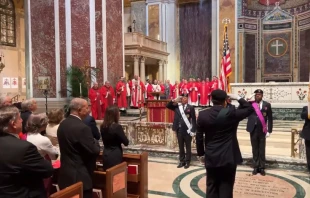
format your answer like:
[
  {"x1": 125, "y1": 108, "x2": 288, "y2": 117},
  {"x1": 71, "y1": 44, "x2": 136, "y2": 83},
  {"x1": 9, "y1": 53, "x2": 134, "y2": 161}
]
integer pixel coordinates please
[
  {"x1": 244, "y1": 34, "x2": 256, "y2": 82},
  {"x1": 26, "y1": 0, "x2": 124, "y2": 99},
  {"x1": 30, "y1": 0, "x2": 56, "y2": 98},
  {"x1": 299, "y1": 29, "x2": 310, "y2": 82},
  {"x1": 131, "y1": 1, "x2": 146, "y2": 34},
  {"x1": 148, "y1": 4, "x2": 160, "y2": 39},
  {"x1": 179, "y1": 1, "x2": 212, "y2": 79},
  {"x1": 106, "y1": 0, "x2": 124, "y2": 86},
  {"x1": 71, "y1": 0, "x2": 90, "y2": 67},
  {"x1": 263, "y1": 33, "x2": 291, "y2": 75},
  {"x1": 95, "y1": 0, "x2": 103, "y2": 85}
]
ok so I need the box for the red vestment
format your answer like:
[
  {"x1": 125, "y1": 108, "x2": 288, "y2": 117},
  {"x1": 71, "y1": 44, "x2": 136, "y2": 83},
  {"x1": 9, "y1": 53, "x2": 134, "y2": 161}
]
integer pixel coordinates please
[
  {"x1": 189, "y1": 82, "x2": 199, "y2": 106},
  {"x1": 199, "y1": 82, "x2": 209, "y2": 106},
  {"x1": 171, "y1": 84, "x2": 180, "y2": 99},
  {"x1": 88, "y1": 88, "x2": 103, "y2": 120},
  {"x1": 147, "y1": 85, "x2": 155, "y2": 100},
  {"x1": 101, "y1": 86, "x2": 115, "y2": 117},
  {"x1": 211, "y1": 80, "x2": 219, "y2": 91},
  {"x1": 131, "y1": 83, "x2": 145, "y2": 108},
  {"x1": 181, "y1": 83, "x2": 189, "y2": 96},
  {"x1": 116, "y1": 81, "x2": 127, "y2": 109}
]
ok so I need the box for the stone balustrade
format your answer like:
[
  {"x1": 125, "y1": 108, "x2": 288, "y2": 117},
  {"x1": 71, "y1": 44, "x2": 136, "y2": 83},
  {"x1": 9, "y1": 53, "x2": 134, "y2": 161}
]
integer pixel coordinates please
[
  {"x1": 124, "y1": 32, "x2": 168, "y2": 53},
  {"x1": 230, "y1": 82, "x2": 308, "y2": 108}
]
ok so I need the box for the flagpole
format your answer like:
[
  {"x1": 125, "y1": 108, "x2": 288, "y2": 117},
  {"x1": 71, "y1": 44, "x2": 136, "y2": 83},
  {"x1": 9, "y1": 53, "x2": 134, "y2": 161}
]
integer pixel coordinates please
[{"x1": 221, "y1": 18, "x2": 231, "y2": 93}]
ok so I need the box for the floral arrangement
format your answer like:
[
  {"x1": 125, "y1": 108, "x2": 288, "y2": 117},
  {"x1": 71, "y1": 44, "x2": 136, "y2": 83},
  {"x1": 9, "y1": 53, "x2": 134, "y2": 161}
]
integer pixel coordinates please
[
  {"x1": 296, "y1": 88, "x2": 307, "y2": 100},
  {"x1": 237, "y1": 89, "x2": 247, "y2": 98}
]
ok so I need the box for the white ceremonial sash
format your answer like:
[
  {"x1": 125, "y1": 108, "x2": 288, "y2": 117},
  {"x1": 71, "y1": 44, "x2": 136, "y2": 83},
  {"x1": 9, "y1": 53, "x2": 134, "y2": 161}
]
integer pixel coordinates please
[{"x1": 178, "y1": 104, "x2": 192, "y2": 135}]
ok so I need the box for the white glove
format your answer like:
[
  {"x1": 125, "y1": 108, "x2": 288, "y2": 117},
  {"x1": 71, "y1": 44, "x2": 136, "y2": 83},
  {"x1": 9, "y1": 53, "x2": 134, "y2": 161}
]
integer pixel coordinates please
[
  {"x1": 266, "y1": 132, "x2": 270, "y2": 138},
  {"x1": 247, "y1": 94, "x2": 255, "y2": 101},
  {"x1": 227, "y1": 94, "x2": 240, "y2": 100},
  {"x1": 189, "y1": 132, "x2": 196, "y2": 137}
]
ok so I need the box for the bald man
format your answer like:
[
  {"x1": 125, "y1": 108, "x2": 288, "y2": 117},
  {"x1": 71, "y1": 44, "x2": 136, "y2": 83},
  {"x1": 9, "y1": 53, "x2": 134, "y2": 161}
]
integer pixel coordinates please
[{"x1": 0, "y1": 96, "x2": 12, "y2": 107}]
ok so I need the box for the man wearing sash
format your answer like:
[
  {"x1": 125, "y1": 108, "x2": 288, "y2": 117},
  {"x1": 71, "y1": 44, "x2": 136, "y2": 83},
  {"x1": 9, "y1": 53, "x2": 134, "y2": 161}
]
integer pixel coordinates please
[
  {"x1": 130, "y1": 79, "x2": 145, "y2": 108},
  {"x1": 246, "y1": 89, "x2": 273, "y2": 176},
  {"x1": 166, "y1": 95, "x2": 196, "y2": 169},
  {"x1": 196, "y1": 90, "x2": 254, "y2": 198}
]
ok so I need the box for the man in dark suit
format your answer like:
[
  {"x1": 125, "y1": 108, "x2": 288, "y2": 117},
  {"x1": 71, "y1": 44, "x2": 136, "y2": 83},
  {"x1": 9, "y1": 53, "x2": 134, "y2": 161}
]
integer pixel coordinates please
[
  {"x1": 0, "y1": 106, "x2": 54, "y2": 198},
  {"x1": 166, "y1": 95, "x2": 196, "y2": 169},
  {"x1": 196, "y1": 90, "x2": 253, "y2": 198},
  {"x1": 84, "y1": 114, "x2": 100, "y2": 140},
  {"x1": 246, "y1": 89, "x2": 273, "y2": 176},
  {"x1": 57, "y1": 98, "x2": 100, "y2": 198},
  {"x1": 301, "y1": 106, "x2": 310, "y2": 172}
]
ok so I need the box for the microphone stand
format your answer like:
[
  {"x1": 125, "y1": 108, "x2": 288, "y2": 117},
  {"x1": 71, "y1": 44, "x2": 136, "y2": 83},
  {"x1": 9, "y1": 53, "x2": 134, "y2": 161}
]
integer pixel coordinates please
[{"x1": 43, "y1": 89, "x2": 48, "y2": 115}]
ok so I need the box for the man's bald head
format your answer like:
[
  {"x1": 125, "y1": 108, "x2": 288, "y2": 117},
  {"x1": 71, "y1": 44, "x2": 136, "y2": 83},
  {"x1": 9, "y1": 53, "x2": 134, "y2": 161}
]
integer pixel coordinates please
[
  {"x1": 0, "y1": 96, "x2": 12, "y2": 108},
  {"x1": 69, "y1": 98, "x2": 89, "y2": 120}
]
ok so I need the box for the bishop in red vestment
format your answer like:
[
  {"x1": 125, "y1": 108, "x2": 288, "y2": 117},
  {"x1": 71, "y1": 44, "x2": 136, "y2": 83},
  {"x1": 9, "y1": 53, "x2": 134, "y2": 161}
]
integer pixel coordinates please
[
  {"x1": 189, "y1": 79, "x2": 199, "y2": 106},
  {"x1": 88, "y1": 82, "x2": 103, "y2": 119},
  {"x1": 130, "y1": 79, "x2": 145, "y2": 108},
  {"x1": 199, "y1": 80, "x2": 209, "y2": 106},
  {"x1": 211, "y1": 76, "x2": 219, "y2": 91},
  {"x1": 101, "y1": 81, "x2": 116, "y2": 117},
  {"x1": 116, "y1": 77, "x2": 127, "y2": 110},
  {"x1": 171, "y1": 81, "x2": 180, "y2": 99}
]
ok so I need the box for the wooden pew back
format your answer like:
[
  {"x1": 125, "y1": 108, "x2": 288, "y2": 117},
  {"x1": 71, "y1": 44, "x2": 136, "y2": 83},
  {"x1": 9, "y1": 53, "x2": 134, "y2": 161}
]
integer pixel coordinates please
[
  {"x1": 93, "y1": 162, "x2": 128, "y2": 198},
  {"x1": 123, "y1": 152, "x2": 148, "y2": 198},
  {"x1": 49, "y1": 182, "x2": 83, "y2": 198}
]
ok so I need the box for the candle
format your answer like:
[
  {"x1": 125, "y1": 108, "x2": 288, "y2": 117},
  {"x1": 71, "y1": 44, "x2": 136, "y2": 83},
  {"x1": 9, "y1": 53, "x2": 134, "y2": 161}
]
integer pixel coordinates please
[{"x1": 79, "y1": 83, "x2": 82, "y2": 97}]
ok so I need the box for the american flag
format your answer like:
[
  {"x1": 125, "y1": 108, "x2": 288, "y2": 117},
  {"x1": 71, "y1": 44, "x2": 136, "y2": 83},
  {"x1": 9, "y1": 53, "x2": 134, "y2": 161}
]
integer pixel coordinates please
[{"x1": 219, "y1": 25, "x2": 232, "y2": 92}]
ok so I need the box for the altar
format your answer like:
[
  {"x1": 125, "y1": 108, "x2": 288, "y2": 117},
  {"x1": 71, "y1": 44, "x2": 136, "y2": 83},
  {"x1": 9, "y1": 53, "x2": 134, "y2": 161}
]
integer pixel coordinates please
[{"x1": 146, "y1": 99, "x2": 174, "y2": 123}]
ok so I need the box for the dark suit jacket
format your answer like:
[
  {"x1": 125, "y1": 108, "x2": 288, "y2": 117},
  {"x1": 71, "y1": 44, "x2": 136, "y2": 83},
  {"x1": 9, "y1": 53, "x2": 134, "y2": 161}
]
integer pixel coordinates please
[
  {"x1": 0, "y1": 132, "x2": 54, "y2": 198},
  {"x1": 21, "y1": 110, "x2": 32, "y2": 133},
  {"x1": 301, "y1": 106, "x2": 310, "y2": 140},
  {"x1": 166, "y1": 101, "x2": 197, "y2": 134},
  {"x1": 57, "y1": 115, "x2": 100, "y2": 191},
  {"x1": 246, "y1": 101, "x2": 273, "y2": 133},
  {"x1": 196, "y1": 98, "x2": 254, "y2": 168},
  {"x1": 83, "y1": 115, "x2": 100, "y2": 140}
]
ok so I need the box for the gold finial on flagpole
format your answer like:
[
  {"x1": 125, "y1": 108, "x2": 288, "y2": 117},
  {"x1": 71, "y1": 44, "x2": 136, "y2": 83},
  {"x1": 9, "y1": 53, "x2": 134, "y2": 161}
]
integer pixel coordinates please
[{"x1": 222, "y1": 18, "x2": 231, "y2": 24}]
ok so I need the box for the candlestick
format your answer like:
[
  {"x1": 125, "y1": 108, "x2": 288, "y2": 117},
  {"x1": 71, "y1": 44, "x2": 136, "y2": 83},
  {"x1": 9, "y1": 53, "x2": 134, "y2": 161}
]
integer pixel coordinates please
[{"x1": 79, "y1": 83, "x2": 82, "y2": 97}]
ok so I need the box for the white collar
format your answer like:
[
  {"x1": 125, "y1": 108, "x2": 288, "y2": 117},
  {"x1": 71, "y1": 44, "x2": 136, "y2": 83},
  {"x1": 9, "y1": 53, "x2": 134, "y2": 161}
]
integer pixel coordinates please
[{"x1": 70, "y1": 114, "x2": 81, "y2": 120}]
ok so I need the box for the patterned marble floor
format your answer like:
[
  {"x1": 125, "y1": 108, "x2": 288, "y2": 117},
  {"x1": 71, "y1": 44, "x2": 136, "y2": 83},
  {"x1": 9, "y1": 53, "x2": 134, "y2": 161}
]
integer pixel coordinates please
[{"x1": 148, "y1": 157, "x2": 310, "y2": 198}]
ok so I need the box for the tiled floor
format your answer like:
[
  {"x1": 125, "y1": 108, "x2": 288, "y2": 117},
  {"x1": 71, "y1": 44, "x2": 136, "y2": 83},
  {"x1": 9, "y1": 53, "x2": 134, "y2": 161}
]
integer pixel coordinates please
[{"x1": 148, "y1": 157, "x2": 310, "y2": 198}]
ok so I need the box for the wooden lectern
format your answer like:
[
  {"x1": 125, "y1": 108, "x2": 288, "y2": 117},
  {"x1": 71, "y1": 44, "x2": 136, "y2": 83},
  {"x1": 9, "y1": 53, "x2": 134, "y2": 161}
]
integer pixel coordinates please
[{"x1": 146, "y1": 98, "x2": 174, "y2": 123}]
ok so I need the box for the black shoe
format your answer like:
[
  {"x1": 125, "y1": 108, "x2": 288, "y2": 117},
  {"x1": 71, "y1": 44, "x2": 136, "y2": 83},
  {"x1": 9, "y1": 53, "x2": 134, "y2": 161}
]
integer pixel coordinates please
[
  {"x1": 177, "y1": 162, "x2": 185, "y2": 168},
  {"x1": 252, "y1": 168, "x2": 259, "y2": 175},
  {"x1": 184, "y1": 163, "x2": 190, "y2": 169},
  {"x1": 260, "y1": 169, "x2": 266, "y2": 176}
]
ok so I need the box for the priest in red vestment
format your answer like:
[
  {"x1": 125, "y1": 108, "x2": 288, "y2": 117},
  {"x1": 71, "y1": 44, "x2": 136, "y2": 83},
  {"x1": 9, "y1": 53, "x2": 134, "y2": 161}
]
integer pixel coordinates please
[
  {"x1": 116, "y1": 77, "x2": 127, "y2": 111},
  {"x1": 130, "y1": 79, "x2": 145, "y2": 108},
  {"x1": 171, "y1": 81, "x2": 180, "y2": 99},
  {"x1": 211, "y1": 76, "x2": 219, "y2": 91},
  {"x1": 147, "y1": 80, "x2": 161, "y2": 100},
  {"x1": 181, "y1": 80, "x2": 189, "y2": 96},
  {"x1": 88, "y1": 82, "x2": 103, "y2": 120},
  {"x1": 189, "y1": 79, "x2": 199, "y2": 106},
  {"x1": 101, "y1": 81, "x2": 116, "y2": 117},
  {"x1": 199, "y1": 80, "x2": 209, "y2": 106}
]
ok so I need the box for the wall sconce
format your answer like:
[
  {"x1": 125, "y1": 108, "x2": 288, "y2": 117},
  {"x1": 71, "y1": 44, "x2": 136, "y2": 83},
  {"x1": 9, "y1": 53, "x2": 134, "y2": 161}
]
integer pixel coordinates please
[{"x1": 0, "y1": 52, "x2": 5, "y2": 73}]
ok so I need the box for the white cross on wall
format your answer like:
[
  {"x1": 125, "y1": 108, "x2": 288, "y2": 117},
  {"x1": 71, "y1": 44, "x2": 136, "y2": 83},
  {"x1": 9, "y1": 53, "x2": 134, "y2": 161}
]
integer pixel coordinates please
[{"x1": 271, "y1": 40, "x2": 283, "y2": 55}]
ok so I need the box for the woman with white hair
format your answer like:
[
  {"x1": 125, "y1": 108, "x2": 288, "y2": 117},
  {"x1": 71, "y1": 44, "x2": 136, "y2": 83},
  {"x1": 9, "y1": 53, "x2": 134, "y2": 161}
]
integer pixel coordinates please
[
  {"x1": 25, "y1": 113, "x2": 59, "y2": 160},
  {"x1": 25, "y1": 113, "x2": 59, "y2": 197}
]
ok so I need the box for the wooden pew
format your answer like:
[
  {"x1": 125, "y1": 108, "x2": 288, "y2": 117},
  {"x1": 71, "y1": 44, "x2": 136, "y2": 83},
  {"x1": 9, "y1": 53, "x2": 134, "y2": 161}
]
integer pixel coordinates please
[
  {"x1": 49, "y1": 182, "x2": 83, "y2": 198},
  {"x1": 96, "y1": 152, "x2": 148, "y2": 198},
  {"x1": 93, "y1": 162, "x2": 128, "y2": 198}
]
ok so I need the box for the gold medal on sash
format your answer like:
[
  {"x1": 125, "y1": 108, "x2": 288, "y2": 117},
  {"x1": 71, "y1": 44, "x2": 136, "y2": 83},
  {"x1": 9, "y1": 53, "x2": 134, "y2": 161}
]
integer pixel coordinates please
[
  {"x1": 263, "y1": 112, "x2": 267, "y2": 116},
  {"x1": 187, "y1": 114, "x2": 190, "y2": 118}
]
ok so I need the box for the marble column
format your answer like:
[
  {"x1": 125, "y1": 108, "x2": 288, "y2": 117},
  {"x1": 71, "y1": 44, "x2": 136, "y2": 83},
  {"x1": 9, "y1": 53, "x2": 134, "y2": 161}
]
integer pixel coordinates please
[
  {"x1": 163, "y1": 60, "x2": 168, "y2": 81},
  {"x1": 140, "y1": 56, "x2": 146, "y2": 82},
  {"x1": 158, "y1": 60, "x2": 163, "y2": 81},
  {"x1": 133, "y1": 55, "x2": 140, "y2": 76},
  {"x1": 219, "y1": 0, "x2": 236, "y2": 82}
]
